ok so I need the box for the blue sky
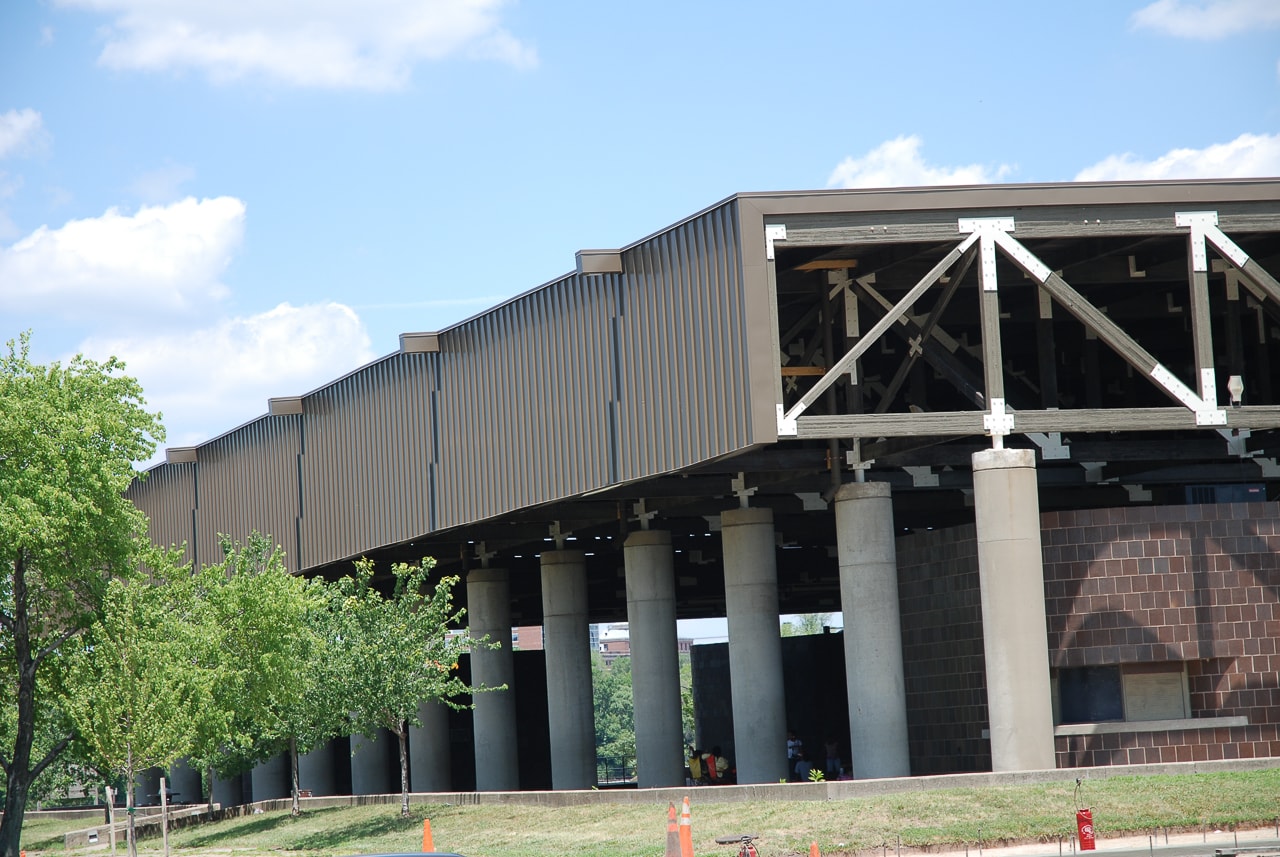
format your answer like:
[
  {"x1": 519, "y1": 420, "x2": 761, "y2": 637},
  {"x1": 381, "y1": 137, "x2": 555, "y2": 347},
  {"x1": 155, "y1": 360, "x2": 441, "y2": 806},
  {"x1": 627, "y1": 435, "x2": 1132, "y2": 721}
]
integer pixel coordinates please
[{"x1": 2, "y1": 0, "x2": 1279, "y2": 465}]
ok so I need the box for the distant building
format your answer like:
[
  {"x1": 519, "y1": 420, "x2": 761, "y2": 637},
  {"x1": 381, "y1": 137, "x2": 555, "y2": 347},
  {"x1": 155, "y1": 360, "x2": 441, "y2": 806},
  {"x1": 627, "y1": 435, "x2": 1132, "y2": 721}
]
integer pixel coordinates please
[{"x1": 597, "y1": 622, "x2": 691, "y2": 666}]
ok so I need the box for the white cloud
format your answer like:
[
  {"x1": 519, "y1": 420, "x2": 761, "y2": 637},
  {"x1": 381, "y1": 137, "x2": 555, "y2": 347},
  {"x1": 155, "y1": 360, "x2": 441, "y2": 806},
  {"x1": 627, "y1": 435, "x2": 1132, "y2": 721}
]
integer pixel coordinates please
[
  {"x1": 827, "y1": 135, "x2": 1014, "y2": 189},
  {"x1": 56, "y1": 0, "x2": 536, "y2": 90},
  {"x1": 80, "y1": 302, "x2": 376, "y2": 453},
  {"x1": 1074, "y1": 132, "x2": 1280, "y2": 181},
  {"x1": 1131, "y1": 0, "x2": 1280, "y2": 39},
  {"x1": 0, "y1": 108, "x2": 46, "y2": 159},
  {"x1": 0, "y1": 196, "x2": 243, "y2": 320}
]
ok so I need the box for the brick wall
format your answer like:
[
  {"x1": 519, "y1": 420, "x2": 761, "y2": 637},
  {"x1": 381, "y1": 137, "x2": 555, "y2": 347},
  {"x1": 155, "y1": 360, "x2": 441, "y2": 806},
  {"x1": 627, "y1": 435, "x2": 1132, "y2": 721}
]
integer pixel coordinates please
[
  {"x1": 1040, "y1": 502, "x2": 1280, "y2": 767},
  {"x1": 896, "y1": 524, "x2": 990, "y2": 774},
  {"x1": 896, "y1": 502, "x2": 1280, "y2": 772}
]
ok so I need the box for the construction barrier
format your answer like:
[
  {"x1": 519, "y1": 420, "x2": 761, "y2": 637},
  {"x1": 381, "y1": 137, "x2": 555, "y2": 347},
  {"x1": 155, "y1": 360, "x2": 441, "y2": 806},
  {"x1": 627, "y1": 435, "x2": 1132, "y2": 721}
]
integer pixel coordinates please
[{"x1": 679, "y1": 796, "x2": 694, "y2": 857}]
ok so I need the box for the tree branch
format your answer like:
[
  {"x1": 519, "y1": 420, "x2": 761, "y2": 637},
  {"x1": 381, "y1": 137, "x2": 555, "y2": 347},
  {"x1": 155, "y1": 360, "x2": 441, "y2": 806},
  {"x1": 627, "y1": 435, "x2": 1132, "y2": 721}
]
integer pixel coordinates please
[
  {"x1": 34, "y1": 627, "x2": 83, "y2": 668},
  {"x1": 30, "y1": 734, "x2": 74, "y2": 782}
]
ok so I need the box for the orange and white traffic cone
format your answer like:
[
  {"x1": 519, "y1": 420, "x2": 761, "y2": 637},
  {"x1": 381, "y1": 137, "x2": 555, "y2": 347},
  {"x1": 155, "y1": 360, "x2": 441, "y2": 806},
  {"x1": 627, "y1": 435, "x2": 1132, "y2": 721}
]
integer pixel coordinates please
[
  {"x1": 679, "y1": 796, "x2": 694, "y2": 857},
  {"x1": 665, "y1": 802, "x2": 680, "y2": 857},
  {"x1": 422, "y1": 819, "x2": 434, "y2": 852}
]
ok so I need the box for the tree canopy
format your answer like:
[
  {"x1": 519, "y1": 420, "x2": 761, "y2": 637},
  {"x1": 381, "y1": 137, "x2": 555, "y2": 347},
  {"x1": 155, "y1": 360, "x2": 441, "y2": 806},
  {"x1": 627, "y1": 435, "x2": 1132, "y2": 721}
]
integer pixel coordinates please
[
  {"x1": 331, "y1": 557, "x2": 474, "y2": 817},
  {"x1": 1, "y1": 332, "x2": 163, "y2": 857}
]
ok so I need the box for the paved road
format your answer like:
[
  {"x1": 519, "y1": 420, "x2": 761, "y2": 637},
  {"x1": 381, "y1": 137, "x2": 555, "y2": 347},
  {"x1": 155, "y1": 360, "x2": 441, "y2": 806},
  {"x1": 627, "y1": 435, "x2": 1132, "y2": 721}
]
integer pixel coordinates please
[{"x1": 926, "y1": 828, "x2": 1280, "y2": 857}]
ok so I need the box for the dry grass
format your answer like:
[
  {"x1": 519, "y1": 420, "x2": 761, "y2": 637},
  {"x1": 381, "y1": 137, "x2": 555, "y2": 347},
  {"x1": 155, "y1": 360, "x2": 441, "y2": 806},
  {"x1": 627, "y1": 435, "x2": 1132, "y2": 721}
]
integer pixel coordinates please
[{"x1": 19, "y1": 768, "x2": 1280, "y2": 857}]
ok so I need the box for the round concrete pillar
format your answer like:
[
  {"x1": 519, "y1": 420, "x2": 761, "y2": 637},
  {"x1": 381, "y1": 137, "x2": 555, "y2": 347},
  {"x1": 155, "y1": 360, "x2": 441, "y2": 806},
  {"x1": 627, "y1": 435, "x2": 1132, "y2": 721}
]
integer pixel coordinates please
[
  {"x1": 166, "y1": 759, "x2": 203, "y2": 804},
  {"x1": 298, "y1": 739, "x2": 338, "y2": 796},
  {"x1": 834, "y1": 481, "x2": 911, "y2": 779},
  {"x1": 250, "y1": 753, "x2": 289, "y2": 801},
  {"x1": 137, "y1": 768, "x2": 162, "y2": 805},
  {"x1": 467, "y1": 568, "x2": 519, "y2": 791},
  {"x1": 721, "y1": 507, "x2": 788, "y2": 784},
  {"x1": 541, "y1": 550, "x2": 597, "y2": 789},
  {"x1": 972, "y1": 448, "x2": 1056, "y2": 772},
  {"x1": 210, "y1": 771, "x2": 242, "y2": 807},
  {"x1": 409, "y1": 700, "x2": 452, "y2": 792},
  {"x1": 623, "y1": 530, "x2": 685, "y2": 788},
  {"x1": 350, "y1": 730, "x2": 396, "y2": 795}
]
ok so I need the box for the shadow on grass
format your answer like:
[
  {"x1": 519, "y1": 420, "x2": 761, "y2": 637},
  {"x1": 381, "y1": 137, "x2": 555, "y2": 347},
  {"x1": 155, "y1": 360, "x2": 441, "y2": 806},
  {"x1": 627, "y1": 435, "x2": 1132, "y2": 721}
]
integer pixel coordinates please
[
  {"x1": 178, "y1": 810, "x2": 310, "y2": 846},
  {"x1": 21, "y1": 832, "x2": 69, "y2": 850},
  {"x1": 290, "y1": 812, "x2": 423, "y2": 851},
  {"x1": 177, "y1": 805, "x2": 426, "y2": 852}
]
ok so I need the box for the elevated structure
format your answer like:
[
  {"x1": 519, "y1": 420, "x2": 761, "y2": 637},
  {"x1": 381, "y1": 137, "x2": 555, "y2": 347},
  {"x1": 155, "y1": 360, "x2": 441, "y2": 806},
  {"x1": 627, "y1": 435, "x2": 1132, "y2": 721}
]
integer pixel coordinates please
[{"x1": 130, "y1": 180, "x2": 1280, "y2": 789}]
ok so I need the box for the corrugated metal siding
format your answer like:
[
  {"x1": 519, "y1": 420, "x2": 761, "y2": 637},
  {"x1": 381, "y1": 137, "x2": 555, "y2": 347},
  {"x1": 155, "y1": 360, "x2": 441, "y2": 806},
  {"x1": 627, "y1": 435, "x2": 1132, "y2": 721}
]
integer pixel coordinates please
[
  {"x1": 298, "y1": 353, "x2": 435, "y2": 568},
  {"x1": 613, "y1": 202, "x2": 753, "y2": 480},
  {"x1": 193, "y1": 415, "x2": 303, "y2": 571},
  {"x1": 131, "y1": 199, "x2": 761, "y2": 571},
  {"x1": 127, "y1": 464, "x2": 197, "y2": 563},
  {"x1": 433, "y1": 274, "x2": 618, "y2": 529}
]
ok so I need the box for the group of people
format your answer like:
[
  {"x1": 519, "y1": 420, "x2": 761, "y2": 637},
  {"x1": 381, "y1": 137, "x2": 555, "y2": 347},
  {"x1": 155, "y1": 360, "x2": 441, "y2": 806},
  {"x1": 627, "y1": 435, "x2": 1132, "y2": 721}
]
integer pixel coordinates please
[
  {"x1": 683, "y1": 731, "x2": 845, "y2": 786},
  {"x1": 787, "y1": 730, "x2": 843, "y2": 781},
  {"x1": 686, "y1": 745, "x2": 732, "y2": 785}
]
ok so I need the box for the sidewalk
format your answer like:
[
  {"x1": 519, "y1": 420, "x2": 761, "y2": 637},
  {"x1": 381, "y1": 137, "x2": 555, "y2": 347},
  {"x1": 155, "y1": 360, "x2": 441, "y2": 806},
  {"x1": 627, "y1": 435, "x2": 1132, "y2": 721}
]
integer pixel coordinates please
[{"x1": 925, "y1": 826, "x2": 1280, "y2": 857}]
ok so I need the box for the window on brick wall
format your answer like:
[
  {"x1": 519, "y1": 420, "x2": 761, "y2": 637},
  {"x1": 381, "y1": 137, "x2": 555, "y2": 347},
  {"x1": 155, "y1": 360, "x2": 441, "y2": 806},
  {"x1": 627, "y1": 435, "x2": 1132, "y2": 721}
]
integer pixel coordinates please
[
  {"x1": 1058, "y1": 666, "x2": 1123, "y2": 724},
  {"x1": 1054, "y1": 663, "x2": 1189, "y2": 724}
]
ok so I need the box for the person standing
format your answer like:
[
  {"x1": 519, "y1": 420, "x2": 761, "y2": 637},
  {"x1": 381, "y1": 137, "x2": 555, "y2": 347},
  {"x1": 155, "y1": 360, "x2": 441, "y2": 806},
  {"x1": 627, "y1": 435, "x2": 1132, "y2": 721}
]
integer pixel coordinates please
[{"x1": 786, "y1": 728, "x2": 802, "y2": 776}]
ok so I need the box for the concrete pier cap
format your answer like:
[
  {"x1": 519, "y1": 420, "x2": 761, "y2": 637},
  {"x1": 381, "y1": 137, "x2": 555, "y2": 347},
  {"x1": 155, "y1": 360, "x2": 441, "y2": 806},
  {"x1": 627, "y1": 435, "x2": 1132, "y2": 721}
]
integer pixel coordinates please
[{"x1": 834, "y1": 480, "x2": 892, "y2": 502}]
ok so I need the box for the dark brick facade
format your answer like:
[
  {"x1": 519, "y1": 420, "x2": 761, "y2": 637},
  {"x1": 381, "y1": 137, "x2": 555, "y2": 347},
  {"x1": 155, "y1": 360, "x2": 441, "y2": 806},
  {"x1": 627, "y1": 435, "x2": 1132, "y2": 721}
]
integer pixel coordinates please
[
  {"x1": 896, "y1": 524, "x2": 991, "y2": 774},
  {"x1": 895, "y1": 501, "x2": 1280, "y2": 773},
  {"x1": 1043, "y1": 502, "x2": 1280, "y2": 768}
]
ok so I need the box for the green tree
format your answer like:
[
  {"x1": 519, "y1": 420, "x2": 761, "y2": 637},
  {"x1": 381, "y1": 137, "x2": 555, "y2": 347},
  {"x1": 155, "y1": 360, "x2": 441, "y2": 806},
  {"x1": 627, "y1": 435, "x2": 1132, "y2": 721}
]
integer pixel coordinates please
[
  {"x1": 780, "y1": 612, "x2": 835, "y2": 637},
  {"x1": 591, "y1": 655, "x2": 635, "y2": 779},
  {"x1": 0, "y1": 333, "x2": 162, "y2": 857},
  {"x1": 332, "y1": 557, "x2": 475, "y2": 818},
  {"x1": 62, "y1": 552, "x2": 207, "y2": 857},
  {"x1": 679, "y1": 654, "x2": 695, "y2": 746},
  {"x1": 185, "y1": 534, "x2": 336, "y2": 817}
]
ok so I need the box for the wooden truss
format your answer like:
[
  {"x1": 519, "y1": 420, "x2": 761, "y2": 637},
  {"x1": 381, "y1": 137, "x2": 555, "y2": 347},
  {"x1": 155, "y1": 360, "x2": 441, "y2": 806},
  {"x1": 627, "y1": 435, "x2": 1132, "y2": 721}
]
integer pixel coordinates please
[{"x1": 775, "y1": 211, "x2": 1280, "y2": 449}]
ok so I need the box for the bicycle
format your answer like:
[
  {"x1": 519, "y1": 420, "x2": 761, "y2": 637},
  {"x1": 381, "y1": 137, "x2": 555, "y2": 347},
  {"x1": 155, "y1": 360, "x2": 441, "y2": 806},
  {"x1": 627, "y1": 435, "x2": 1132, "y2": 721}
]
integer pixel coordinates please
[{"x1": 715, "y1": 833, "x2": 761, "y2": 857}]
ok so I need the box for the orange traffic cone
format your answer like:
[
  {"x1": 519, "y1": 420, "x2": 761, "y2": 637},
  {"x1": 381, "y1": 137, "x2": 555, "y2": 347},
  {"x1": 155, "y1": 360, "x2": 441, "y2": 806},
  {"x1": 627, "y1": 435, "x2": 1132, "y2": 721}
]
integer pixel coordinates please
[
  {"x1": 679, "y1": 796, "x2": 694, "y2": 857},
  {"x1": 422, "y1": 818, "x2": 434, "y2": 852},
  {"x1": 665, "y1": 802, "x2": 680, "y2": 857},
  {"x1": 810, "y1": 842, "x2": 821, "y2": 857}
]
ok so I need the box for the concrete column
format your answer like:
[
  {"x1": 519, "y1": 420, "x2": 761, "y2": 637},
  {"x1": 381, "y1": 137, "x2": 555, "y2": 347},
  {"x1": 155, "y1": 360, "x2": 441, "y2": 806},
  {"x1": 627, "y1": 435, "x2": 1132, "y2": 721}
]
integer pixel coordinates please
[
  {"x1": 623, "y1": 530, "x2": 684, "y2": 787},
  {"x1": 409, "y1": 700, "x2": 452, "y2": 792},
  {"x1": 468, "y1": 568, "x2": 520, "y2": 791},
  {"x1": 166, "y1": 759, "x2": 203, "y2": 804},
  {"x1": 250, "y1": 753, "x2": 289, "y2": 801},
  {"x1": 720, "y1": 507, "x2": 788, "y2": 784},
  {"x1": 210, "y1": 771, "x2": 242, "y2": 807},
  {"x1": 972, "y1": 448, "x2": 1056, "y2": 771},
  {"x1": 834, "y1": 482, "x2": 911, "y2": 778},
  {"x1": 541, "y1": 550, "x2": 597, "y2": 789},
  {"x1": 350, "y1": 730, "x2": 396, "y2": 794},
  {"x1": 137, "y1": 768, "x2": 162, "y2": 805},
  {"x1": 298, "y1": 739, "x2": 337, "y2": 796}
]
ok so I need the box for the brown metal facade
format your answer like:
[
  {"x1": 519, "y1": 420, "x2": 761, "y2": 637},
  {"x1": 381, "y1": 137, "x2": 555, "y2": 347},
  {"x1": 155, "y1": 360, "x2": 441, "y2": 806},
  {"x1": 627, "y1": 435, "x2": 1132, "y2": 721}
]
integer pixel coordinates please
[{"x1": 130, "y1": 200, "x2": 764, "y2": 572}]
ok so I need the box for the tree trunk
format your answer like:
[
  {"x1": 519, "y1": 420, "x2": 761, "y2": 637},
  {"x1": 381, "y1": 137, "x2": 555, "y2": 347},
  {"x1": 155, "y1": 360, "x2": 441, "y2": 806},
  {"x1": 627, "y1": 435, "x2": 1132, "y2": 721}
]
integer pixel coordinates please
[
  {"x1": 397, "y1": 721, "x2": 410, "y2": 819},
  {"x1": 126, "y1": 750, "x2": 138, "y2": 857},
  {"x1": 0, "y1": 553, "x2": 47, "y2": 857},
  {"x1": 0, "y1": 766, "x2": 33, "y2": 857},
  {"x1": 206, "y1": 765, "x2": 216, "y2": 815},
  {"x1": 290, "y1": 736, "x2": 300, "y2": 817}
]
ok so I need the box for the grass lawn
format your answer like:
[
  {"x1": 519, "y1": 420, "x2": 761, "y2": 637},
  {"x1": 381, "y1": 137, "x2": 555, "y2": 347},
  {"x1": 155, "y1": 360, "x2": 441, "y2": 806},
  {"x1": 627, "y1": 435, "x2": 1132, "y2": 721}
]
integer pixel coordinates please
[{"x1": 18, "y1": 767, "x2": 1280, "y2": 857}]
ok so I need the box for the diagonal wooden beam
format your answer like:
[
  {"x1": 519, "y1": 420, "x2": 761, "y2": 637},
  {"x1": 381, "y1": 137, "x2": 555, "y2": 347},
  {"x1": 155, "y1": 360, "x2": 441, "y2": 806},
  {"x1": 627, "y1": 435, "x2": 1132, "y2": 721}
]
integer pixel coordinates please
[
  {"x1": 781, "y1": 232, "x2": 979, "y2": 426},
  {"x1": 873, "y1": 246, "x2": 977, "y2": 413},
  {"x1": 990, "y1": 229, "x2": 1223, "y2": 425}
]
